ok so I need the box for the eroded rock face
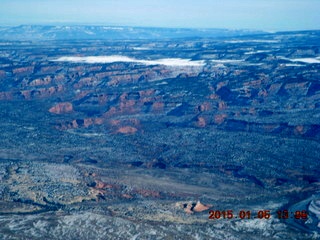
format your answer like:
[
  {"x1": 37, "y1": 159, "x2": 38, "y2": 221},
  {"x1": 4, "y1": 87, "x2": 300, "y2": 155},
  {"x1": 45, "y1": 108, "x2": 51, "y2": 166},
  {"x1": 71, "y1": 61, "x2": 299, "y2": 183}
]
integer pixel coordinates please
[
  {"x1": 49, "y1": 102, "x2": 73, "y2": 114},
  {"x1": 213, "y1": 114, "x2": 228, "y2": 125},
  {"x1": 179, "y1": 201, "x2": 212, "y2": 214},
  {"x1": 12, "y1": 66, "x2": 34, "y2": 76},
  {"x1": 0, "y1": 31, "x2": 318, "y2": 139},
  {"x1": 29, "y1": 77, "x2": 52, "y2": 87},
  {"x1": 116, "y1": 126, "x2": 138, "y2": 134}
]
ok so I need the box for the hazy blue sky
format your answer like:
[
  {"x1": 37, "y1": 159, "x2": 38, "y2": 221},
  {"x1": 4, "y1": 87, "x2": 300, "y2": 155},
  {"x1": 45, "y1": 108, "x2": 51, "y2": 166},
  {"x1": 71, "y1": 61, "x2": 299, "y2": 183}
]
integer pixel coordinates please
[{"x1": 1, "y1": 0, "x2": 319, "y2": 30}]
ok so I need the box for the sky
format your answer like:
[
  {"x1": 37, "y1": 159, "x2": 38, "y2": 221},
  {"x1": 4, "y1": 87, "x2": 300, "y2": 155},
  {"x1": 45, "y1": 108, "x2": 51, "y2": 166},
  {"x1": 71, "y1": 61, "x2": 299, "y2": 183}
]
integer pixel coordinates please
[{"x1": 0, "y1": 0, "x2": 319, "y2": 31}]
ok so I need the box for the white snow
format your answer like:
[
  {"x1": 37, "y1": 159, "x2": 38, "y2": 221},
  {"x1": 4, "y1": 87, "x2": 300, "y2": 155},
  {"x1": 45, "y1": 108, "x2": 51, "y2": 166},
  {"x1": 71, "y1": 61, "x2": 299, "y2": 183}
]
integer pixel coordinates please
[
  {"x1": 284, "y1": 63, "x2": 304, "y2": 67},
  {"x1": 84, "y1": 31, "x2": 95, "y2": 35},
  {"x1": 210, "y1": 59, "x2": 243, "y2": 63},
  {"x1": 102, "y1": 27, "x2": 124, "y2": 30},
  {"x1": 279, "y1": 56, "x2": 320, "y2": 64},
  {"x1": 245, "y1": 50, "x2": 271, "y2": 55},
  {"x1": 291, "y1": 58, "x2": 320, "y2": 64},
  {"x1": 156, "y1": 81, "x2": 168, "y2": 85},
  {"x1": 246, "y1": 63, "x2": 264, "y2": 66},
  {"x1": 225, "y1": 40, "x2": 279, "y2": 43},
  {"x1": 132, "y1": 47, "x2": 150, "y2": 50},
  {"x1": 53, "y1": 56, "x2": 205, "y2": 66},
  {"x1": 214, "y1": 63, "x2": 227, "y2": 68}
]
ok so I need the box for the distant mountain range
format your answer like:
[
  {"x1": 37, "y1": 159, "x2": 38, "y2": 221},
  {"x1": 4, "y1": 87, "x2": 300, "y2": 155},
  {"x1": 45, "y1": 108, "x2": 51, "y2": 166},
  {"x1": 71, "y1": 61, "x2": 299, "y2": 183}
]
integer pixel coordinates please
[{"x1": 0, "y1": 25, "x2": 267, "y2": 40}]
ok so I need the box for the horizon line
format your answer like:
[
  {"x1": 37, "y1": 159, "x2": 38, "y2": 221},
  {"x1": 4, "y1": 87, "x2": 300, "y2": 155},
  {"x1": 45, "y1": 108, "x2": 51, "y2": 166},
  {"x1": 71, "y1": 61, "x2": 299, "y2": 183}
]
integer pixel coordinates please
[{"x1": 1, "y1": 24, "x2": 320, "y2": 33}]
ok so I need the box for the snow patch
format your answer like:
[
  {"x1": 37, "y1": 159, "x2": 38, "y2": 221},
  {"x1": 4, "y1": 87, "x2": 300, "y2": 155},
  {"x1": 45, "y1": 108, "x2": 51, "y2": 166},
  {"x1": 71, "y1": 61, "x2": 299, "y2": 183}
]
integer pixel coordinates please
[
  {"x1": 84, "y1": 31, "x2": 95, "y2": 35},
  {"x1": 284, "y1": 63, "x2": 305, "y2": 67},
  {"x1": 245, "y1": 50, "x2": 271, "y2": 55},
  {"x1": 211, "y1": 59, "x2": 243, "y2": 64},
  {"x1": 53, "y1": 56, "x2": 205, "y2": 66},
  {"x1": 132, "y1": 47, "x2": 150, "y2": 50},
  {"x1": 225, "y1": 40, "x2": 279, "y2": 43},
  {"x1": 279, "y1": 56, "x2": 320, "y2": 64},
  {"x1": 102, "y1": 27, "x2": 124, "y2": 30},
  {"x1": 291, "y1": 58, "x2": 320, "y2": 64}
]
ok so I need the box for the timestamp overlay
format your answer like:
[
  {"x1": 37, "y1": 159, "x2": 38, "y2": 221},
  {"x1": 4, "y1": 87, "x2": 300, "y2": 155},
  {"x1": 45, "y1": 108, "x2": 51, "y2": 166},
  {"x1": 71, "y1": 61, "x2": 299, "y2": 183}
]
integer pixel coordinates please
[
  {"x1": 208, "y1": 209, "x2": 308, "y2": 220},
  {"x1": 203, "y1": 195, "x2": 320, "y2": 239}
]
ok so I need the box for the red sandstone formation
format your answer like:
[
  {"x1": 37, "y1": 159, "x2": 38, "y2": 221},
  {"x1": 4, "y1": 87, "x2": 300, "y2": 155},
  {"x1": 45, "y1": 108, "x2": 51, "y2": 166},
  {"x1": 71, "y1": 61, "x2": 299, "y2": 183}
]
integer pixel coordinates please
[
  {"x1": 98, "y1": 94, "x2": 108, "y2": 105},
  {"x1": 213, "y1": 114, "x2": 228, "y2": 125},
  {"x1": 20, "y1": 90, "x2": 31, "y2": 100},
  {"x1": 107, "y1": 74, "x2": 141, "y2": 86},
  {"x1": 29, "y1": 77, "x2": 52, "y2": 86},
  {"x1": 119, "y1": 100, "x2": 137, "y2": 113},
  {"x1": 116, "y1": 126, "x2": 138, "y2": 134},
  {"x1": 108, "y1": 118, "x2": 141, "y2": 129},
  {"x1": 1, "y1": 39, "x2": 318, "y2": 142},
  {"x1": 218, "y1": 101, "x2": 228, "y2": 110},
  {"x1": 95, "y1": 181, "x2": 113, "y2": 189},
  {"x1": 196, "y1": 117, "x2": 207, "y2": 127},
  {"x1": 139, "y1": 89, "x2": 155, "y2": 97},
  {"x1": 208, "y1": 94, "x2": 220, "y2": 100},
  {"x1": 68, "y1": 66, "x2": 85, "y2": 73},
  {"x1": 74, "y1": 77, "x2": 99, "y2": 88},
  {"x1": 216, "y1": 81, "x2": 229, "y2": 91},
  {"x1": 184, "y1": 204, "x2": 194, "y2": 214},
  {"x1": 12, "y1": 66, "x2": 34, "y2": 76},
  {"x1": 122, "y1": 194, "x2": 133, "y2": 199},
  {"x1": 104, "y1": 107, "x2": 117, "y2": 117},
  {"x1": 198, "y1": 102, "x2": 211, "y2": 112},
  {"x1": 151, "y1": 102, "x2": 164, "y2": 112},
  {"x1": 58, "y1": 117, "x2": 104, "y2": 129},
  {"x1": 40, "y1": 66, "x2": 62, "y2": 74},
  {"x1": 294, "y1": 125, "x2": 309, "y2": 135},
  {"x1": 181, "y1": 201, "x2": 212, "y2": 214},
  {"x1": 54, "y1": 74, "x2": 66, "y2": 83},
  {"x1": 108, "y1": 119, "x2": 121, "y2": 126},
  {"x1": 94, "y1": 118, "x2": 104, "y2": 125},
  {"x1": 25, "y1": 85, "x2": 65, "y2": 99},
  {"x1": 49, "y1": 102, "x2": 73, "y2": 114},
  {"x1": 83, "y1": 118, "x2": 94, "y2": 128},
  {"x1": 193, "y1": 201, "x2": 212, "y2": 212}
]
